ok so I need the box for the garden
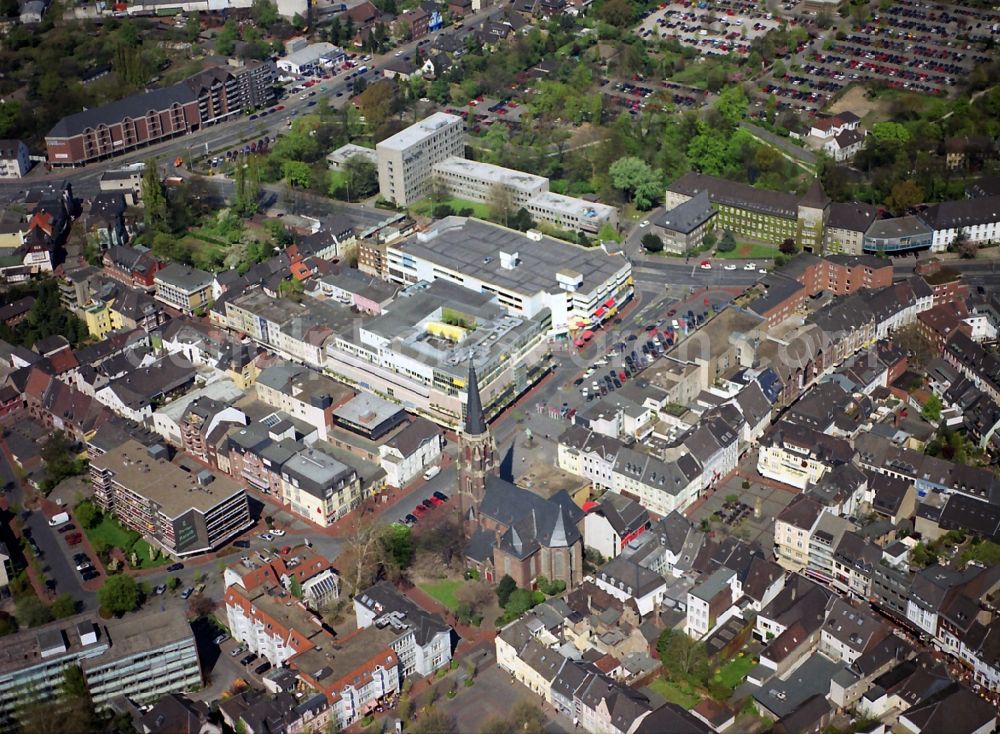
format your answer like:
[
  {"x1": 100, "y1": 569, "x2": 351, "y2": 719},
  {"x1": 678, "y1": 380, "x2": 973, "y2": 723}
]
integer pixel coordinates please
[{"x1": 75, "y1": 500, "x2": 169, "y2": 571}]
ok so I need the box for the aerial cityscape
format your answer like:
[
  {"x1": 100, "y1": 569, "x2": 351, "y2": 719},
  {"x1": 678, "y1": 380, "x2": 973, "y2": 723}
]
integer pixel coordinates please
[{"x1": 0, "y1": 0, "x2": 998, "y2": 732}]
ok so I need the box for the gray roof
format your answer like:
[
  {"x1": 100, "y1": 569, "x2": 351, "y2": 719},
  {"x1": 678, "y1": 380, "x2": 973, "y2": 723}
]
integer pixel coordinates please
[
  {"x1": 47, "y1": 82, "x2": 197, "y2": 139},
  {"x1": 598, "y1": 556, "x2": 665, "y2": 598},
  {"x1": 155, "y1": 262, "x2": 214, "y2": 292},
  {"x1": 922, "y1": 194, "x2": 1000, "y2": 231},
  {"x1": 668, "y1": 172, "x2": 800, "y2": 219},
  {"x1": 655, "y1": 189, "x2": 714, "y2": 234},
  {"x1": 753, "y1": 652, "x2": 841, "y2": 719},
  {"x1": 395, "y1": 216, "x2": 626, "y2": 301},
  {"x1": 479, "y1": 477, "x2": 583, "y2": 556},
  {"x1": 826, "y1": 202, "x2": 878, "y2": 233},
  {"x1": 690, "y1": 567, "x2": 735, "y2": 602},
  {"x1": 865, "y1": 215, "x2": 933, "y2": 240},
  {"x1": 354, "y1": 580, "x2": 451, "y2": 646},
  {"x1": 465, "y1": 360, "x2": 486, "y2": 435}
]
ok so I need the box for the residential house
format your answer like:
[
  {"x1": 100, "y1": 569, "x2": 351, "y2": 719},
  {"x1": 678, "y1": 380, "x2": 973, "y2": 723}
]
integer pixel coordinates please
[
  {"x1": 593, "y1": 555, "x2": 666, "y2": 618},
  {"x1": 583, "y1": 493, "x2": 650, "y2": 560}
]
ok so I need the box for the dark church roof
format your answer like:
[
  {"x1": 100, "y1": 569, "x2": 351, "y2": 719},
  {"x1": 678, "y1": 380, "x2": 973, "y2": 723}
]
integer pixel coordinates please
[
  {"x1": 465, "y1": 359, "x2": 487, "y2": 435},
  {"x1": 479, "y1": 476, "x2": 583, "y2": 557}
]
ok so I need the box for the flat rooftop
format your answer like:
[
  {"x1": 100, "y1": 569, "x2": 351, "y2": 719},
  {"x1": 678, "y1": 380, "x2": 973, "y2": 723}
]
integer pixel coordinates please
[
  {"x1": 375, "y1": 112, "x2": 461, "y2": 153},
  {"x1": 332, "y1": 393, "x2": 403, "y2": 428},
  {"x1": 0, "y1": 609, "x2": 193, "y2": 676},
  {"x1": 346, "y1": 279, "x2": 546, "y2": 378},
  {"x1": 229, "y1": 287, "x2": 358, "y2": 336},
  {"x1": 528, "y1": 191, "x2": 618, "y2": 219},
  {"x1": 433, "y1": 156, "x2": 547, "y2": 193},
  {"x1": 393, "y1": 216, "x2": 628, "y2": 298},
  {"x1": 92, "y1": 439, "x2": 246, "y2": 517}
]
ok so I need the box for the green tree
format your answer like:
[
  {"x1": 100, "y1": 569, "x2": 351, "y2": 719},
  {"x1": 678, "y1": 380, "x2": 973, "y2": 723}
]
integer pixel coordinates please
[
  {"x1": 142, "y1": 159, "x2": 169, "y2": 231},
  {"x1": 251, "y1": 0, "x2": 278, "y2": 27},
  {"x1": 184, "y1": 14, "x2": 201, "y2": 42},
  {"x1": 496, "y1": 575, "x2": 516, "y2": 606},
  {"x1": 16, "y1": 596, "x2": 53, "y2": 628},
  {"x1": 289, "y1": 575, "x2": 303, "y2": 598},
  {"x1": 598, "y1": 0, "x2": 635, "y2": 27},
  {"x1": 282, "y1": 160, "x2": 312, "y2": 188},
  {"x1": 216, "y1": 20, "x2": 239, "y2": 56},
  {"x1": 656, "y1": 629, "x2": 709, "y2": 683},
  {"x1": 779, "y1": 237, "x2": 797, "y2": 255},
  {"x1": 381, "y1": 524, "x2": 414, "y2": 569},
  {"x1": 713, "y1": 84, "x2": 748, "y2": 127},
  {"x1": 885, "y1": 180, "x2": 923, "y2": 215},
  {"x1": 609, "y1": 156, "x2": 660, "y2": 208},
  {"x1": 922, "y1": 394, "x2": 942, "y2": 423},
  {"x1": 504, "y1": 588, "x2": 536, "y2": 617},
  {"x1": 98, "y1": 574, "x2": 140, "y2": 616},
  {"x1": 717, "y1": 229, "x2": 736, "y2": 252},
  {"x1": 40, "y1": 432, "x2": 87, "y2": 493},
  {"x1": 341, "y1": 155, "x2": 379, "y2": 200},
  {"x1": 51, "y1": 594, "x2": 77, "y2": 619},
  {"x1": 870, "y1": 121, "x2": 911, "y2": 146},
  {"x1": 641, "y1": 233, "x2": 664, "y2": 253}
]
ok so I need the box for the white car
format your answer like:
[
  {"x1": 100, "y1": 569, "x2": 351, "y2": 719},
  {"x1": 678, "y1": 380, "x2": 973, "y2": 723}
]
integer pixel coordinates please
[
  {"x1": 258, "y1": 532, "x2": 274, "y2": 541},
  {"x1": 723, "y1": 264, "x2": 736, "y2": 271},
  {"x1": 699, "y1": 261, "x2": 712, "y2": 270},
  {"x1": 270, "y1": 529, "x2": 286, "y2": 537},
  {"x1": 758, "y1": 269, "x2": 768, "y2": 275},
  {"x1": 639, "y1": 220, "x2": 650, "y2": 228},
  {"x1": 744, "y1": 263, "x2": 756, "y2": 271}
]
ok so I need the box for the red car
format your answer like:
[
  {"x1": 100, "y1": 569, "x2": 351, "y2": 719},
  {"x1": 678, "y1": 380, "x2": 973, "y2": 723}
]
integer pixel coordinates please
[
  {"x1": 413, "y1": 504, "x2": 428, "y2": 517},
  {"x1": 65, "y1": 532, "x2": 83, "y2": 546},
  {"x1": 428, "y1": 496, "x2": 445, "y2": 507}
]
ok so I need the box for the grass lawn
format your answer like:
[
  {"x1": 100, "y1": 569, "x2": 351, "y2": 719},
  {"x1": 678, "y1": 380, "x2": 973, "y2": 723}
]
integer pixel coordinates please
[
  {"x1": 646, "y1": 677, "x2": 700, "y2": 709},
  {"x1": 85, "y1": 516, "x2": 168, "y2": 570},
  {"x1": 714, "y1": 242, "x2": 781, "y2": 260},
  {"x1": 715, "y1": 653, "x2": 755, "y2": 690},
  {"x1": 419, "y1": 579, "x2": 465, "y2": 612},
  {"x1": 178, "y1": 233, "x2": 228, "y2": 265},
  {"x1": 409, "y1": 197, "x2": 493, "y2": 221}
]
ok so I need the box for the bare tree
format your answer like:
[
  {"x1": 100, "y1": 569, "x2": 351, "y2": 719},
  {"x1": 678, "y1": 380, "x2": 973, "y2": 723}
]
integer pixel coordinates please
[
  {"x1": 488, "y1": 183, "x2": 514, "y2": 228},
  {"x1": 339, "y1": 514, "x2": 389, "y2": 595}
]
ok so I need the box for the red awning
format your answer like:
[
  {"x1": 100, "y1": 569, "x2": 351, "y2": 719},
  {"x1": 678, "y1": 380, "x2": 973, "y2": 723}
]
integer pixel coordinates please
[
  {"x1": 581, "y1": 330, "x2": 595, "y2": 340},
  {"x1": 605, "y1": 297, "x2": 616, "y2": 308},
  {"x1": 582, "y1": 500, "x2": 600, "y2": 512},
  {"x1": 595, "y1": 306, "x2": 606, "y2": 317}
]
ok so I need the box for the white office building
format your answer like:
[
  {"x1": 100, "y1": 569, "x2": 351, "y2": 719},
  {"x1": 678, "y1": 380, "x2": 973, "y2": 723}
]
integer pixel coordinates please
[
  {"x1": 376, "y1": 112, "x2": 465, "y2": 206},
  {"x1": 431, "y1": 156, "x2": 548, "y2": 210},
  {"x1": 525, "y1": 191, "x2": 620, "y2": 235},
  {"x1": 276, "y1": 43, "x2": 345, "y2": 75}
]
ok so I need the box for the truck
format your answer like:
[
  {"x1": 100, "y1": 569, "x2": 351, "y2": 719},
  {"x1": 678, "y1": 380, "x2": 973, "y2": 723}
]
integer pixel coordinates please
[
  {"x1": 48, "y1": 512, "x2": 70, "y2": 527},
  {"x1": 423, "y1": 466, "x2": 441, "y2": 481}
]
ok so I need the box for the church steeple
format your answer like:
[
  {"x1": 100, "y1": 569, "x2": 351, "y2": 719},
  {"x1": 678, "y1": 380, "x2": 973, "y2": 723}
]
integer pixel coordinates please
[
  {"x1": 458, "y1": 358, "x2": 496, "y2": 537},
  {"x1": 465, "y1": 359, "x2": 487, "y2": 435}
]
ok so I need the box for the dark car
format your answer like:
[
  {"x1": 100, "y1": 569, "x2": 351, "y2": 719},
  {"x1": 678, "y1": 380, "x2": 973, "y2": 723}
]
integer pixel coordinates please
[
  {"x1": 254, "y1": 661, "x2": 272, "y2": 675},
  {"x1": 240, "y1": 653, "x2": 258, "y2": 666},
  {"x1": 432, "y1": 491, "x2": 449, "y2": 502},
  {"x1": 405, "y1": 513, "x2": 419, "y2": 525},
  {"x1": 81, "y1": 569, "x2": 99, "y2": 581},
  {"x1": 627, "y1": 334, "x2": 638, "y2": 341},
  {"x1": 167, "y1": 563, "x2": 184, "y2": 572},
  {"x1": 421, "y1": 498, "x2": 435, "y2": 509},
  {"x1": 73, "y1": 553, "x2": 88, "y2": 564},
  {"x1": 58, "y1": 524, "x2": 76, "y2": 533},
  {"x1": 234, "y1": 540, "x2": 250, "y2": 549}
]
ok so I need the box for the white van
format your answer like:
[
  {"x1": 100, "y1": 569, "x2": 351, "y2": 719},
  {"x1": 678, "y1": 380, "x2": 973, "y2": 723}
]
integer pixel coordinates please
[
  {"x1": 48, "y1": 512, "x2": 70, "y2": 527},
  {"x1": 423, "y1": 466, "x2": 441, "y2": 481}
]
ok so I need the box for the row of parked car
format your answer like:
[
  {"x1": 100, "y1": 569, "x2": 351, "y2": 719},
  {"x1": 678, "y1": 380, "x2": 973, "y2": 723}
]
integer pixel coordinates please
[{"x1": 399, "y1": 491, "x2": 449, "y2": 527}]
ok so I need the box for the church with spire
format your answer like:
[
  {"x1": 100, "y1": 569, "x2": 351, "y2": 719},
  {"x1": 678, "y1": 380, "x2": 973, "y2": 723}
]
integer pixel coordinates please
[{"x1": 459, "y1": 361, "x2": 584, "y2": 591}]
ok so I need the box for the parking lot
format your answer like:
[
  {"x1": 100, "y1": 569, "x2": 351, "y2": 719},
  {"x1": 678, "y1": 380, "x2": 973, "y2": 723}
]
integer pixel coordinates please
[
  {"x1": 635, "y1": 1, "x2": 783, "y2": 57},
  {"x1": 602, "y1": 78, "x2": 708, "y2": 116},
  {"x1": 762, "y1": 0, "x2": 999, "y2": 112}
]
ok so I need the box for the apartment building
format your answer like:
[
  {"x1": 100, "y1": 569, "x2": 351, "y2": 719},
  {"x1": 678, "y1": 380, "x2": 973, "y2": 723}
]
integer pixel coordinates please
[
  {"x1": 46, "y1": 63, "x2": 276, "y2": 167},
  {"x1": 0, "y1": 611, "x2": 200, "y2": 729},
  {"x1": 757, "y1": 422, "x2": 853, "y2": 490},
  {"x1": 154, "y1": 263, "x2": 214, "y2": 315},
  {"x1": 376, "y1": 112, "x2": 464, "y2": 206},
  {"x1": 824, "y1": 202, "x2": 878, "y2": 255},
  {"x1": 774, "y1": 494, "x2": 825, "y2": 572},
  {"x1": 354, "y1": 581, "x2": 452, "y2": 677},
  {"x1": 0, "y1": 140, "x2": 30, "y2": 179},
  {"x1": 90, "y1": 439, "x2": 252, "y2": 557},
  {"x1": 385, "y1": 217, "x2": 632, "y2": 336},
  {"x1": 280, "y1": 446, "x2": 361, "y2": 525},
  {"x1": 922, "y1": 195, "x2": 1000, "y2": 251}
]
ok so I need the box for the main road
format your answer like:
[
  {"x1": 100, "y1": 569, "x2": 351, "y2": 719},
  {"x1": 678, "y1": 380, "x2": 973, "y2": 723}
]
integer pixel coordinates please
[{"x1": 0, "y1": 5, "x2": 507, "y2": 203}]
